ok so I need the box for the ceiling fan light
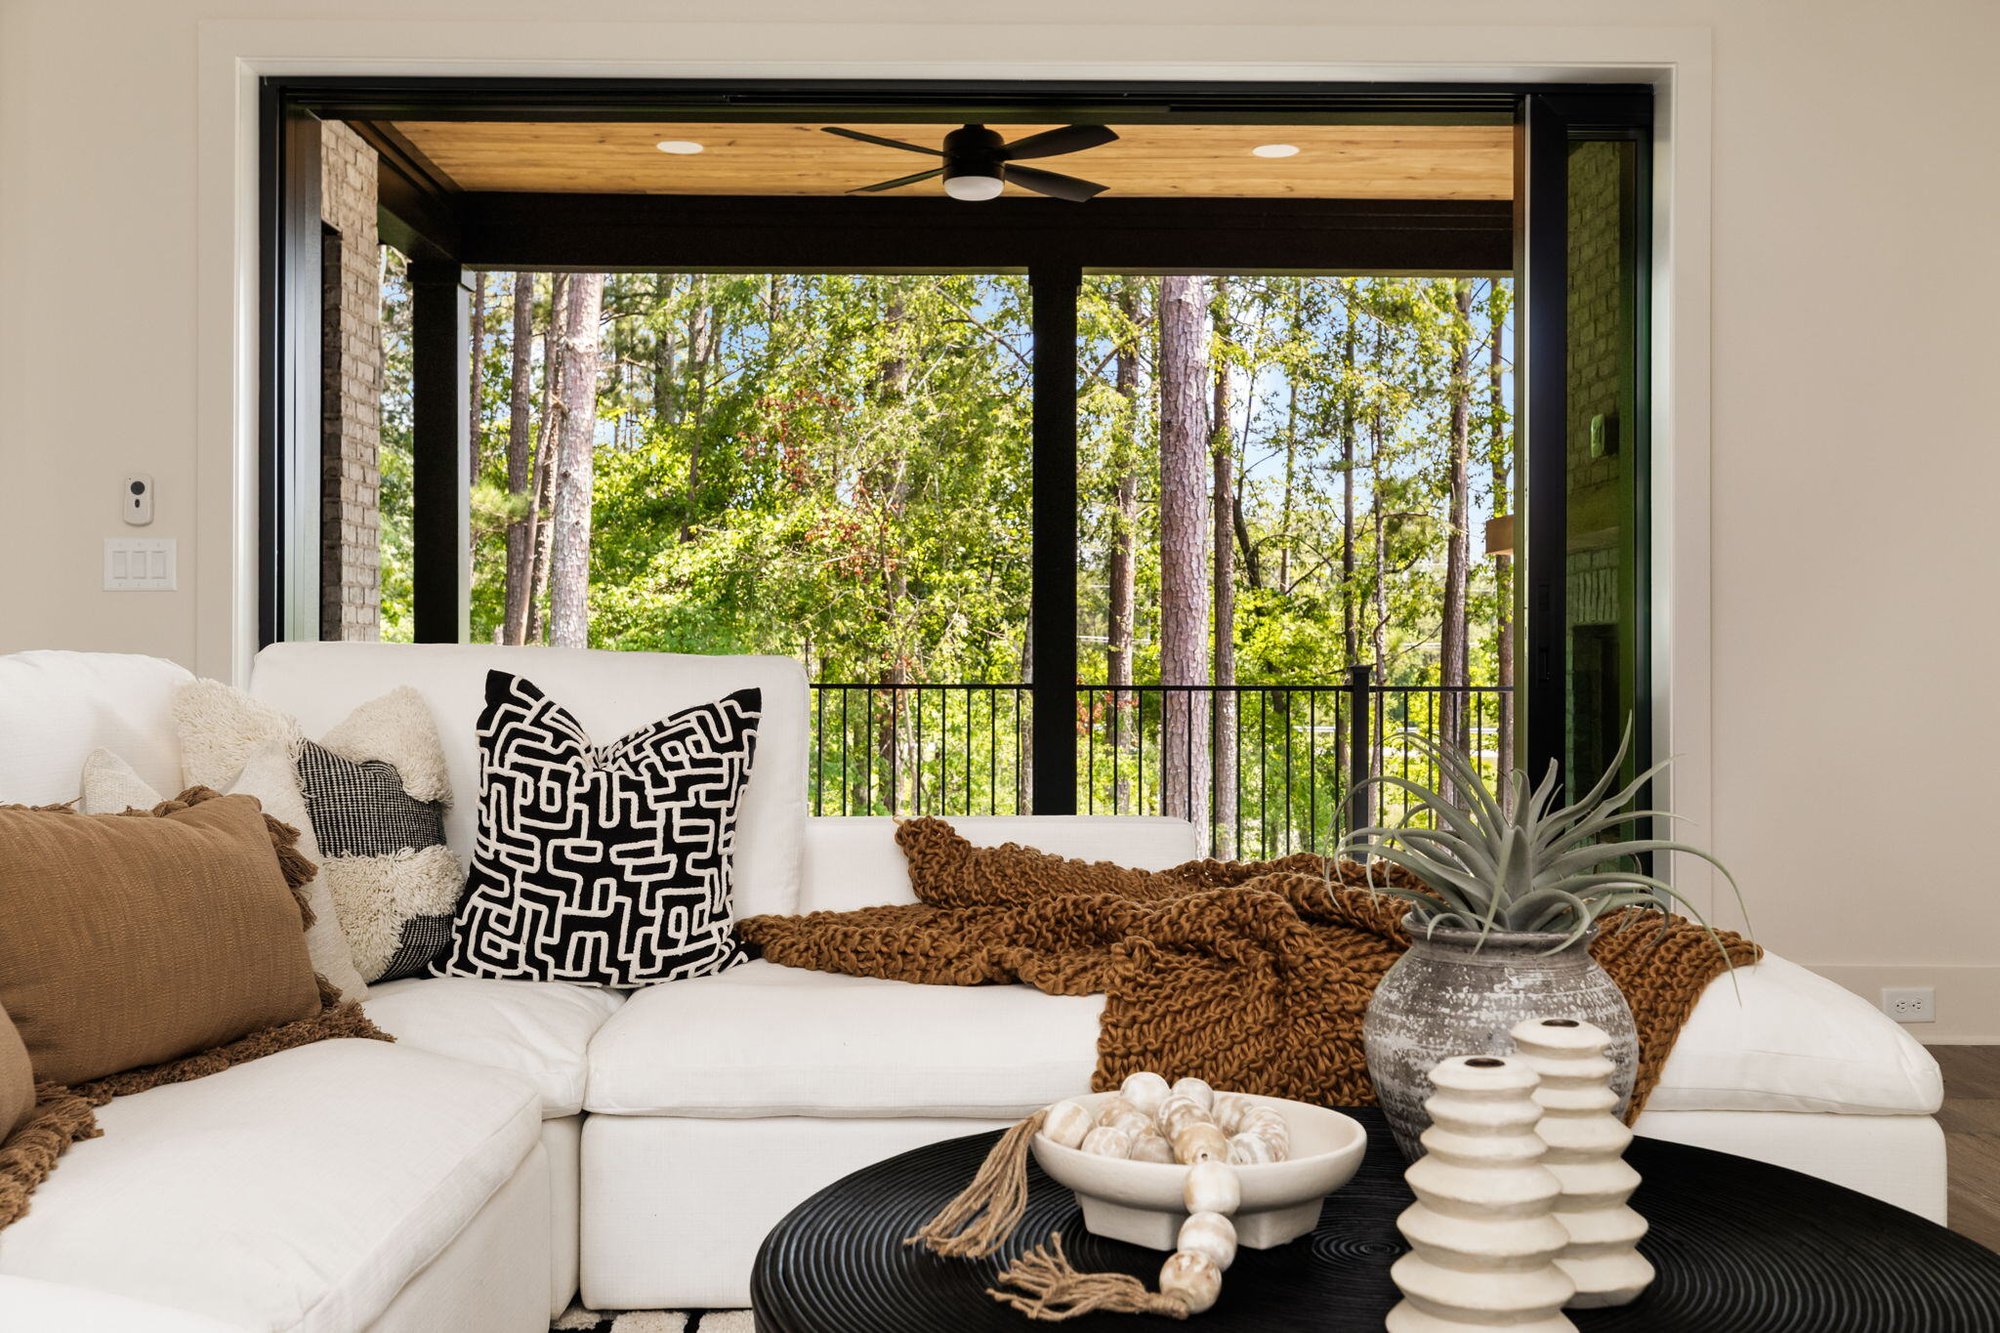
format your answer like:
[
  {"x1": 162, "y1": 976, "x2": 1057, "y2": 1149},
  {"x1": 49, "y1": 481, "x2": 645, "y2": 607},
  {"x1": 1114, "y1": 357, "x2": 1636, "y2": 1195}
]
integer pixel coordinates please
[
  {"x1": 1251, "y1": 143, "x2": 1301, "y2": 159},
  {"x1": 943, "y1": 173, "x2": 1004, "y2": 202},
  {"x1": 655, "y1": 140, "x2": 705, "y2": 155}
]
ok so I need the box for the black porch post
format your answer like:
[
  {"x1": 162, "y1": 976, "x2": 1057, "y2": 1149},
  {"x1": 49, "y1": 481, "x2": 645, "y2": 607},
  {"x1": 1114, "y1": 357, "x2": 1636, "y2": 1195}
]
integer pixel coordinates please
[
  {"x1": 410, "y1": 259, "x2": 471, "y2": 644},
  {"x1": 1518, "y1": 95, "x2": 1571, "y2": 789},
  {"x1": 258, "y1": 94, "x2": 322, "y2": 646},
  {"x1": 1029, "y1": 263, "x2": 1081, "y2": 815}
]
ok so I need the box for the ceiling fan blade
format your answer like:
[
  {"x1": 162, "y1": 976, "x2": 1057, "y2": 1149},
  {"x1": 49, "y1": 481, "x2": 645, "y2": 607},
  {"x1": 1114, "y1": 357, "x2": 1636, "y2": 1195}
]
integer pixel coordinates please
[
  {"x1": 850, "y1": 167, "x2": 946, "y2": 194},
  {"x1": 821, "y1": 126, "x2": 943, "y2": 156},
  {"x1": 998, "y1": 124, "x2": 1119, "y2": 161},
  {"x1": 1002, "y1": 164, "x2": 1107, "y2": 202}
]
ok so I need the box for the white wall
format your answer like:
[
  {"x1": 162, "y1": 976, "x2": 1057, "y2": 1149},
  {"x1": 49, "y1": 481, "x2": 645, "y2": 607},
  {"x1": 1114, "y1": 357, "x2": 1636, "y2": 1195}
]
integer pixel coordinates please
[{"x1": 2, "y1": 0, "x2": 1996, "y2": 1035}]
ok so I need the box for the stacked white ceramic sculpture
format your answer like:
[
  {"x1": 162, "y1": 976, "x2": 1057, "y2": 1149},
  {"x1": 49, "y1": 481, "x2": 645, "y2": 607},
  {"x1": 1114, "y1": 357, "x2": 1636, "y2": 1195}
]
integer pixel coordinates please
[
  {"x1": 1512, "y1": 1017, "x2": 1655, "y2": 1308},
  {"x1": 1388, "y1": 1055, "x2": 1577, "y2": 1333}
]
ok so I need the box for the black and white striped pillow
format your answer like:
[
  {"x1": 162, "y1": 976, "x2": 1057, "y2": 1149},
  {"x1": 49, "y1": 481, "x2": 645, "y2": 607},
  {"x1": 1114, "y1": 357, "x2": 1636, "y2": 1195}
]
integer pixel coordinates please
[{"x1": 434, "y1": 672, "x2": 761, "y2": 987}]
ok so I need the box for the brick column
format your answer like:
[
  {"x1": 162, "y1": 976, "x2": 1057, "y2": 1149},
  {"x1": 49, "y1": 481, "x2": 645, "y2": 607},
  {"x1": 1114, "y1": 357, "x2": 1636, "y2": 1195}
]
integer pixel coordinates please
[{"x1": 318, "y1": 122, "x2": 383, "y2": 641}]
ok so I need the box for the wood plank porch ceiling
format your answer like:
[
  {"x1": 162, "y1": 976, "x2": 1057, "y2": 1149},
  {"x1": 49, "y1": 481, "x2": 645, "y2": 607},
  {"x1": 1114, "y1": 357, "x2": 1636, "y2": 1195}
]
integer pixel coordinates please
[{"x1": 384, "y1": 121, "x2": 1514, "y2": 201}]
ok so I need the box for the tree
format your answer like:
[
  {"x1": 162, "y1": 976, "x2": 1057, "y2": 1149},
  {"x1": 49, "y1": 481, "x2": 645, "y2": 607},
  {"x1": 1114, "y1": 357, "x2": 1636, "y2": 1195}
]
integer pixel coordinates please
[
  {"x1": 502, "y1": 274, "x2": 537, "y2": 644},
  {"x1": 1158, "y1": 273, "x2": 1211, "y2": 828},
  {"x1": 548, "y1": 273, "x2": 605, "y2": 647},
  {"x1": 1486, "y1": 279, "x2": 1516, "y2": 792},
  {"x1": 525, "y1": 273, "x2": 567, "y2": 645},
  {"x1": 1107, "y1": 279, "x2": 1143, "y2": 812},
  {"x1": 1211, "y1": 282, "x2": 1238, "y2": 854},
  {"x1": 1438, "y1": 278, "x2": 1477, "y2": 794}
]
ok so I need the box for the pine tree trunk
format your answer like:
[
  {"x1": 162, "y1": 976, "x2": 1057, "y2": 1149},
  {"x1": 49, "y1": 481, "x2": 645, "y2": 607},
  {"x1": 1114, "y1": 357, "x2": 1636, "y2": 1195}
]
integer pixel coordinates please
[
  {"x1": 1337, "y1": 289, "x2": 1360, "y2": 786},
  {"x1": 548, "y1": 273, "x2": 605, "y2": 648},
  {"x1": 468, "y1": 272, "x2": 486, "y2": 504},
  {"x1": 1369, "y1": 322, "x2": 1390, "y2": 780},
  {"x1": 502, "y1": 273, "x2": 537, "y2": 644},
  {"x1": 874, "y1": 293, "x2": 913, "y2": 811},
  {"x1": 1158, "y1": 274, "x2": 1211, "y2": 831},
  {"x1": 1489, "y1": 281, "x2": 1516, "y2": 793},
  {"x1": 525, "y1": 273, "x2": 567, "y2": 646},
  {"x1": 1108, "y1": 280, "x2": 1142, "y2": 814},
  {"x1": 1438, "y1": 279, "x2": 1477, "y2": 800},
  {"x1": 1210, "y1": 284, "x2": 1238, "y2": 856}
]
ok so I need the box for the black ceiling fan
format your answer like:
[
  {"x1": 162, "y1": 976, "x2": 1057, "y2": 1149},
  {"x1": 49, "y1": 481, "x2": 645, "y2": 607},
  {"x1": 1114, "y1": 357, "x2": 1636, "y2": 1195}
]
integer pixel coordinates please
[{"x1": 822, "y1": 123, "x2": 1118, "y2": 202}]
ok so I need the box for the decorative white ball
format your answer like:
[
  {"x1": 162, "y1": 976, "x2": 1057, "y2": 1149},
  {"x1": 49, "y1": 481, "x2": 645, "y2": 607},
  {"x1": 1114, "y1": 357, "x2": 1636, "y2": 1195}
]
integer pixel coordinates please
[
  {"x1": 1101, "y1": 1109, "x2": 1153, "y2": 1136},
  {"x1": 1081, "y1": 1126, "x2": 1135, "y2": 1158},
  {"x1": 1227, "y1": 1132, "x2": 1278, "y2": 1165},
  {"x1": 1211, "y1": 1092, "x2": 1252, "y2": 1134},
  {"x1": 1156, "y1": 1095, "x2": 1211, "y2": 1138},
  {"x1": 1042, "y1": 1099, "x2": 1094, "y2": 1149},
  {"x1": 1119, "y1": 1071, "x2": 1172, "y2": 1117},
  {"x1": 1239, "y1": 1108, "x2": 1290, "y2": 1156},
  {"x1": 1178, "y1": 1210, "x2": 1238, "y2": 1272},
  {"x1": 1095, "y1": 1095, "x2": 1141, "y2": 1126},
  {"x1": 1182, "y1": 1159, "x2": 1242, "y2": 1216},
  {"x1": 1129, "y1": 1130, "x2": 1176, "y2": 1164},
  {"x1": 1172, "y1": 1122, "x2": 1230, "y2": 1165},
  {"x1": 1159, "y1": 1250, "x2": 1223, "y2": 1314},
  {"x1": 1169, "y1": 1076, "x2": 1216, "y2": 1113}
]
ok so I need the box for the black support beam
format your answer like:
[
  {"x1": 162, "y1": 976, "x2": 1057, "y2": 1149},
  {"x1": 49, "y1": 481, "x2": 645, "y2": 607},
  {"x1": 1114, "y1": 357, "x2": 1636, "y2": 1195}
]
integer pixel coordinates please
[
  {"x1": 457, "y1": 195, "x2": 1513, "y2": 277},
  {"x1": 1518, "y1": 95, "x2": 1570, "y2": 786},
  {"x1": 1029, "y1": 264, "x2": 1082, "y2": 815},
  {"x1": 409, "y1": 259, "x2": 471, "y2": 643},
  {"x1": 258, "y1": 94, "x2": 323, "y2": 647}
]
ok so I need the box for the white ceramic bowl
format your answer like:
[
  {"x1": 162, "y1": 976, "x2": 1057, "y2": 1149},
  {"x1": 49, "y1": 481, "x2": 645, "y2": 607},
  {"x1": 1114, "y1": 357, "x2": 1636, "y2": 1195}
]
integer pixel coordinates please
[{"x1": 1029, "y1": 1091, "x2": 1368, "y2": 1251}]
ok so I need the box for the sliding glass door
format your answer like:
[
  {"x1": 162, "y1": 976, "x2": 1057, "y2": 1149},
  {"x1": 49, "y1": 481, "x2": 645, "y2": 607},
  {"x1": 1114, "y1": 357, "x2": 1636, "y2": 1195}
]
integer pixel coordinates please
[{"x1": 1518, "y1": 93, "x2": 1652, "y2": 793}]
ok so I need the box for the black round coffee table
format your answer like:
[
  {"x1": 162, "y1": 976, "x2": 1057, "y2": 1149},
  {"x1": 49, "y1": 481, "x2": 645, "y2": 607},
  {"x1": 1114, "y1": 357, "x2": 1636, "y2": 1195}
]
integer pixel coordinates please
[{"x1": 752, "y1": 1108, "x2": 2000, "y2": 1332}]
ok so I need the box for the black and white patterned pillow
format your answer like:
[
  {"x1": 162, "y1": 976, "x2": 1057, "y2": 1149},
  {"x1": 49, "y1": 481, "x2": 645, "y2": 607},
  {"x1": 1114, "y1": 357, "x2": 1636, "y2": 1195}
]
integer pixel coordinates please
[{"x1": 434, "y1": 672, "x2": 761, "y2": 986}]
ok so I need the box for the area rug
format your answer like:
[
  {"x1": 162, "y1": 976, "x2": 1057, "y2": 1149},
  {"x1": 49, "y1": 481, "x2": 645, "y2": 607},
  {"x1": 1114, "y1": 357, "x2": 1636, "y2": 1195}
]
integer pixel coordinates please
[{"x1": 553, "y1": 1303, "x2": 753, "y2": 1333}]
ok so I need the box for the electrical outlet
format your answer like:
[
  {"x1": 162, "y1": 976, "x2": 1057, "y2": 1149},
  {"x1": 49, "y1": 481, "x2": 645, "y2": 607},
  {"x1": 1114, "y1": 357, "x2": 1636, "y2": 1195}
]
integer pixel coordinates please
[{"x1": 1880, "y1": 987, "x2": 1935, "y2": 1023}]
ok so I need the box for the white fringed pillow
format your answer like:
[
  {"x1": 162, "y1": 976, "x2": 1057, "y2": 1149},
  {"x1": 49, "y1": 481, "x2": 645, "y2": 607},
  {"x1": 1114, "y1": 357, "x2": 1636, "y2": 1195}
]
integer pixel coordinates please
[{"x1": 172, "y1": 682, "x2": 462, "y2": 984}]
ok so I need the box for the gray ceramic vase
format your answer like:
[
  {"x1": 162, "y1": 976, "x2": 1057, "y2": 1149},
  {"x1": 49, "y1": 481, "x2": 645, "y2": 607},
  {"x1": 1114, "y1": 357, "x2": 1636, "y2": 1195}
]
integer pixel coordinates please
[{"x1": 1363, "y1": 918, "x2": 1638, "y2": 1161}]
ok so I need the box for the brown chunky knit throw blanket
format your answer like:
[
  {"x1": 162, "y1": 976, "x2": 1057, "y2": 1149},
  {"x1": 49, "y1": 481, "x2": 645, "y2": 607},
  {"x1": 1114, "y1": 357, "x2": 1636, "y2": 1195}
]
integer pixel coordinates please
[{"x1": 738, "y1": 817, "x2": 1760, "y2": 1121}]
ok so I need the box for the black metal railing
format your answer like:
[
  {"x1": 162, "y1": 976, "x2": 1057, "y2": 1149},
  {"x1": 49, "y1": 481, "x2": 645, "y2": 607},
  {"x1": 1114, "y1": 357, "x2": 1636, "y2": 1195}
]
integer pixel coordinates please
[{"x1": 809, "y1": 672, "x2": 1513, "y2": 858}]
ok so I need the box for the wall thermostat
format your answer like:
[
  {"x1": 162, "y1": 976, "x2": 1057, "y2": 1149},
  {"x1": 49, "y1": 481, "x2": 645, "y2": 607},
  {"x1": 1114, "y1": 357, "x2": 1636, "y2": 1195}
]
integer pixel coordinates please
[{"x1": 124, "y1": 473, "x2": 154, "y2": 526}]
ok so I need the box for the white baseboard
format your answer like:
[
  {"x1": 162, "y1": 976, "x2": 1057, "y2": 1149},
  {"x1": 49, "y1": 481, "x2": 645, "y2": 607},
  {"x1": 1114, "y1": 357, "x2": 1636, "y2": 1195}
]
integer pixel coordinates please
[{"x1": 1808, "y1": 963, "x2": 2000, "y2": 1045}]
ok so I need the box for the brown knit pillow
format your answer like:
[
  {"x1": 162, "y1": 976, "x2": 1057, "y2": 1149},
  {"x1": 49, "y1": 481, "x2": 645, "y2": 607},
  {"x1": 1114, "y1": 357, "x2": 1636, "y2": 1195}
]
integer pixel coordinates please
[
  {"x1": 0, "y1": 791, "x2": 323, "y2": 1086},
  {"x1": 0, "y1": 1002, "x2": 31, "y2": 1143}
]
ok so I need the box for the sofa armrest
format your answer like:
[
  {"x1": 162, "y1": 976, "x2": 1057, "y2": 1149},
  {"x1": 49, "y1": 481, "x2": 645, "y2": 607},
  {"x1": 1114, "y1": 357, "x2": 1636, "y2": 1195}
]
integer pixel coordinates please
[{"x1": 794, "y1": 815, "x2": 1198, "y2": 914}]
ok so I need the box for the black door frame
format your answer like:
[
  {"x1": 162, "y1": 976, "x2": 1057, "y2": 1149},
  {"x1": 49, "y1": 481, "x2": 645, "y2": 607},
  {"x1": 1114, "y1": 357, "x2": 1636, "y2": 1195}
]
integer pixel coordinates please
[{"x1": 260, "y1": 77, "x2": 1650, "y2": 810}]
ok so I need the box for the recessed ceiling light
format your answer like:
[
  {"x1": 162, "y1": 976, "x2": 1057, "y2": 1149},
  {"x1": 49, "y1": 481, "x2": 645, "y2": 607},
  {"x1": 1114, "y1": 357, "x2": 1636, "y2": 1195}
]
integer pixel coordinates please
[
  {"x1": 1251, "y1": 143, "x2": 1301, "y2": 159},
  {"x1": 655, "y1": 140, "x2": 705, "y2": 155}
]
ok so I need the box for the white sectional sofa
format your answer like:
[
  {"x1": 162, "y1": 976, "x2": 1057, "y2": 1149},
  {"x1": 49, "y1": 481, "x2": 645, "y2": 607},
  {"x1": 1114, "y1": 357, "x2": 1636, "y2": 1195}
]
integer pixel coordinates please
[{"x1": 0, "y1": 644, "x2": 1947, "y2": 1328}]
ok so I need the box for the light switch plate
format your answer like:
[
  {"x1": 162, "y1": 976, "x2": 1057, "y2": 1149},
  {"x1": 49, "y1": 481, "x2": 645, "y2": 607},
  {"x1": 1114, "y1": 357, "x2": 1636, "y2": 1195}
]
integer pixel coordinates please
[{"x1": 104, "y1": 537, "x2": 176, "y2": 591}]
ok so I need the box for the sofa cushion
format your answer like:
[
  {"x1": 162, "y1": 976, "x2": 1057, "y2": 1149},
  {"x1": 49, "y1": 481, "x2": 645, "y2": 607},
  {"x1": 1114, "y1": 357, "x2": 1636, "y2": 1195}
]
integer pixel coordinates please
[
  {"x1": 0, "y1": 1276, "x2": 243, "y2": 1331},
  {"x1": 586, "y1": 959, "x2": 1103, "y2": 1117},
  {"x1": 798, "y1": 814, "x2": 1201, "y2": 914},
  {"x1": 0, "y1": 1039, "x2": 540, "y2": 1332},
  {"x1": 586, "y1": 950, "x2": 1937, "y2": 1121},
  {"x1": 0, "y1": 652, "x2": 190, "y2": 805},
  {"x1": 364, "y1": 975, "x2": 624, "y2": 1118},
  {"x1": 248, "y1": 642, "x2": 807, "y2": 920},
  {"x1": 1648, "y1": 953, "x2": 1942, "y2": 1115}
]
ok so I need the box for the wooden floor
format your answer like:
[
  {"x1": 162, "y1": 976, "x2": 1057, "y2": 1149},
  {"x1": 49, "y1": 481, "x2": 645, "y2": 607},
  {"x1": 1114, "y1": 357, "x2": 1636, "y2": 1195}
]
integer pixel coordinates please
[{"x1": 1935, "y1": 1045, "x2": 2000, "y2": 1251}]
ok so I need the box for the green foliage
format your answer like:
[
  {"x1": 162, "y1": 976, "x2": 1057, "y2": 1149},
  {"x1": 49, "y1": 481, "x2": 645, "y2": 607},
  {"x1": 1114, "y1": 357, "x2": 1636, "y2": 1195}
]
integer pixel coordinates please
[{"x1": 381, "y1": 259, "x2": 1516, "y2": 831}]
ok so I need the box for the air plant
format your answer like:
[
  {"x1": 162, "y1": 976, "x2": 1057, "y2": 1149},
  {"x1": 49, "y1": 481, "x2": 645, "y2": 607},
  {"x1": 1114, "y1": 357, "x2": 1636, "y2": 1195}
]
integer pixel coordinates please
[{"x1": 1336, "y1": 720, "x2": 1746, "y2": 956}]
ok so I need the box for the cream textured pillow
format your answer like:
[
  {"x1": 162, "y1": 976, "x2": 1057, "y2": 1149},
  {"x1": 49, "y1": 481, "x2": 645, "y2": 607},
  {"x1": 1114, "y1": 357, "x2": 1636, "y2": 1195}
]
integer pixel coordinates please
[
  {"x1": 80, "y1": 745, "x2": 369, "y2": 1004},
  {"x1": 174, "y1": 682, "x2": 462, "y2": 984}
]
